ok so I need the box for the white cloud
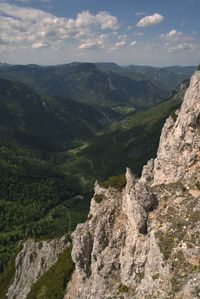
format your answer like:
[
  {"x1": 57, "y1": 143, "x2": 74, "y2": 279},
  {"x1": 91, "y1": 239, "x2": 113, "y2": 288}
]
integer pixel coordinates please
[
  {"x1": 0, "y1": 2, "x2": 198, "y2": 66},
  {"x1": 74, "y1": 10, "x2": 119, "y2": 30},
  {"x1": 96, "y1": 11, "x2": 119, "y2": 30},
  {"x1": 32, "y1": 42, "x2": 46, "y2": 49},
  {"x1": 161, "y1": 29, "x2": 197, "y2": 53},
  {"x1": 118, "y1": 34, "x2": 127, "y2": 40},
  {"x1": 161, "y1": 29, "x2": 185, "y2": 41},
  {"x1": 0, "y1": 2, "x2": 51, "y2": 21},
  {"x1": 115, "y1": 41, "x2": 126, "y2": 47},
  {"x1": 78, "y1": 41, "x2": 101, "y2": 50},
  {"x1": 0, "y1": 3, "x2": 120, "y2": 53},
  {"x1": 109, "y1": 33, "x2": 128, "y2": 51},
  {"x1": 166, "y1": 42, "x2": 197, "y2": 53},
  {"x1": 111, "y1": 40, "x2": 127, "y2": 51},
  {"x1": 136, "y1": 13, "x2": 164, "y2": 27},
  {"x1": 75, "y1": 11, "x2": 96, "y2": 28},
  {"x1": 78, "y1": 34, "x2": 108, "y2": 50},
  {"x1": 130, "y1": 41, "x2": 137, "y2": 46}
]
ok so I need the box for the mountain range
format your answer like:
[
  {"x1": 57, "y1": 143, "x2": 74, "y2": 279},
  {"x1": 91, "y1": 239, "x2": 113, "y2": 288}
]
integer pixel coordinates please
[
  {"x1": 0, "y1": 62, "x2": 193, "y2": 109},
  {"x1": 96, "y1": 63, "x2": 195, "y2": 91}
]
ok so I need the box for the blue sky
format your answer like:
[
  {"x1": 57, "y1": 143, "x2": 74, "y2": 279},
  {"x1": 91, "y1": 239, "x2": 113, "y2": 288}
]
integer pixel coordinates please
[{"x1": 0, "y1": 0, "x2": 199, "y2": 66}]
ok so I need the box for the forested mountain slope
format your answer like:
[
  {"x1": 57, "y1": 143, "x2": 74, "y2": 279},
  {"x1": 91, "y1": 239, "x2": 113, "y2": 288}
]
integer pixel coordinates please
[
  {"x1": 0, "y1": 63, "x2": 169, "y2": 108},
  {"x1": 0, "y1": 77, "x2": 114, "y2": 150},
  {"x1": 96, "y1": 63, "x2": 195, "y2": 91}
]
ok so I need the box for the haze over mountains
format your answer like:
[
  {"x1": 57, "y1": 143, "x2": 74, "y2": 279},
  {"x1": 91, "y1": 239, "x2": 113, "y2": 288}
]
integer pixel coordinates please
[
  {"x1": 0, "y1": 63, "x2": 195, "y2": 108},
  {"x1": 96, "y1": 63, "x2": 195, "y2": 90}
]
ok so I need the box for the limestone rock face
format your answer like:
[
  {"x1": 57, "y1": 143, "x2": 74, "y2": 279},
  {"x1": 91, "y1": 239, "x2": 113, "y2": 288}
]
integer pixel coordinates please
[
  {"x1": 153, "y1": 71, "x2": 200, "y2": 186},
  {"x1": 7, "y1": 237, "x2": 69, "y2": 299},
  {"x1": 65, "y1": 70, "x2": 200, "y2": 299}
]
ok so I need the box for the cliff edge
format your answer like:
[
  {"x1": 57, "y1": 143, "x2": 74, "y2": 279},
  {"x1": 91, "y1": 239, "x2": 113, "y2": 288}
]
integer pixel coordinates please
[{"x1": 65, "y1": 70, "x2": 200, "y2": 299}]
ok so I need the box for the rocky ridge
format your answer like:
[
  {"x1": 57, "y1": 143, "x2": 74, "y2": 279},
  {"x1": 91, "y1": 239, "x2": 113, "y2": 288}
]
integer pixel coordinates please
[
  {"x1": 7, "y1": 237, "x2": 69, "y2": 299},
  {"x1": 65, "y1": 69, "x2": 200, "y2": 298}
]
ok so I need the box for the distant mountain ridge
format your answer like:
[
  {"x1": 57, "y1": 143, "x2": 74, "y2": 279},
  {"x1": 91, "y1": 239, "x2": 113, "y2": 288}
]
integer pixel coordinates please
[
  {"x1": 0, "y1": 62, "x2": 169, "y2": 108},
  {"x1": 96, "y1": 63, "x2": 195, "y2": 91}
]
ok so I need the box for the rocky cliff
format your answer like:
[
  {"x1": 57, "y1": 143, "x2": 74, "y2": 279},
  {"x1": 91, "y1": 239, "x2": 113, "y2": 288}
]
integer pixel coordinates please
[
  {"x1": 7, "y1": 237, "x2": 69, "y2": 299},
  {"x1": 65, "y1": 69, "x2": 200, "y2": 299}
]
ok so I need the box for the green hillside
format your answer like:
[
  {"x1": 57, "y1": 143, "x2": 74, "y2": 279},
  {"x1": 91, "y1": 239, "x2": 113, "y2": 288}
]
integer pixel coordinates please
[
  {"x1": 66, "y1": 96, "x2": 181, "y2": 180},
  {"x1": 0, "y1": 138, "x2": 91, "y2": 277},
  {"x1": 0, "y1": 73, "x2": 182, "y2": 291},
  {"x1": 0, "y1": 77, "x2": 108, "y2": 275},
  {"x1": 0, "y1": 63, "x2": 168, "y2": 108},
  {"x1": 0, "y1": 77, "x2": 116, "y2": 150}
]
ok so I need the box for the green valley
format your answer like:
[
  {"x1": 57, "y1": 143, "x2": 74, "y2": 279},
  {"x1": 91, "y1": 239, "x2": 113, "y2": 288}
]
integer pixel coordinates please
[{"x1": 0, "y1": 65, "x2": 187, "y2": 292}]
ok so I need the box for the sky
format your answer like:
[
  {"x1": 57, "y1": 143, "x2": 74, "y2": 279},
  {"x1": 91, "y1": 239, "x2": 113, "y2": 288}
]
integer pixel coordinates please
[{"x1": 0, "y1": 0, "x2": 199, "y2": 66}]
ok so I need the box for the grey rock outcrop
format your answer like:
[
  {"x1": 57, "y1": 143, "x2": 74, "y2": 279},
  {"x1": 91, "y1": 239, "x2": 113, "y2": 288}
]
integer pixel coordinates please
[
  {"x1": 7, "y1": 237, "x2": 69, "y2": 299},
  {"x1": 153, "y1": 70, "x2": 200, "y2": 186},
  {"x1": 65, "y1": 70, "x2": 200, "y2": 298}
]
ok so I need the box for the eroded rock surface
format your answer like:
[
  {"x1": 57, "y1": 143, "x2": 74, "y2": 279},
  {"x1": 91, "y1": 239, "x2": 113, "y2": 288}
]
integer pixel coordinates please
[
  {"x1": 65, "y1": 70, "x2": 200, "y2": 299},
  {"x1": 7, "y1": 237, "x2": 69, "y2": 299},
  {"x1": 153, "y1": 70, "x2": 200, "y2": 186}
]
